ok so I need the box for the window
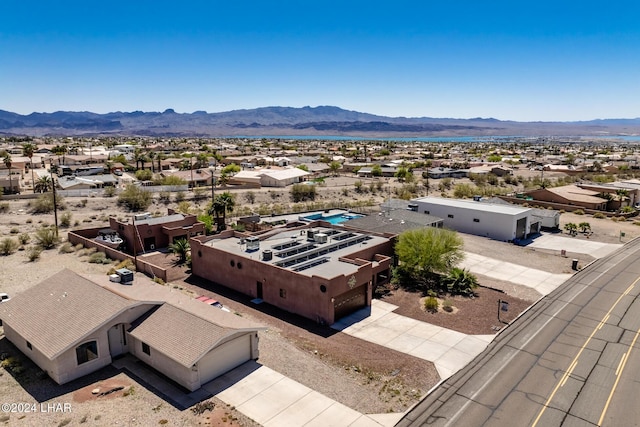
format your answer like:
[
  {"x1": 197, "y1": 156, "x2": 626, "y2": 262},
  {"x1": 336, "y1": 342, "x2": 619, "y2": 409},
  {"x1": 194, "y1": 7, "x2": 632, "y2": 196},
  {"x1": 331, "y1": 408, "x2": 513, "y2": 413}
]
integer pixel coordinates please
[
  {"x1": 448, "y1": 214, "x2": 454, "y2": 218},
  {"x1": 279, "y1": 289, "x2": 287, "y2": 298},
  {"x1": 473, "y1": 218, "x2": 480, "y2": 223},
  {"x1": 320, "y1": 284, "x2": 327, "y2": 293},
  {"x1": 424, "y1": 211, "x2": 430, "y2": 215},
  {"x1": 230, "y1": 260, "x2": 235, "y2": 267},
  {"x1": 26, "y1": 341, "x2": 32, "y2": 350},
  {"x1": 237, "y1": 262, "x2": 242, "y2": 269},
  {"x1": 142, "y1": 342, "x2": 150, "y2": 356},
  {"x1": 76, "y1": 341, "x2": 98, "y2": 365}
]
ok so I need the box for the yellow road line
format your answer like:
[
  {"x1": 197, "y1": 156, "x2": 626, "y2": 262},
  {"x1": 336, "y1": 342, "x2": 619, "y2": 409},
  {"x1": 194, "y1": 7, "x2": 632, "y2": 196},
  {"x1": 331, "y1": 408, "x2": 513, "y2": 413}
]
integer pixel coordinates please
[
  {"x1": 531, "y1": 279, "x2": 639, "y2": 427},
  {"x1": 598, "y1": 329, "x2": 640, "y2": 426}
]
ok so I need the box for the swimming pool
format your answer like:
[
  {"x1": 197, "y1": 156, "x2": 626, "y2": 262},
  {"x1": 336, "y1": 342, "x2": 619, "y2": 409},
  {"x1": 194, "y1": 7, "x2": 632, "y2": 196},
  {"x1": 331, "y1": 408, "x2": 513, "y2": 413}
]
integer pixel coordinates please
[{"x1": 302, "y1": 213, "x2": 364, "y2": 225}]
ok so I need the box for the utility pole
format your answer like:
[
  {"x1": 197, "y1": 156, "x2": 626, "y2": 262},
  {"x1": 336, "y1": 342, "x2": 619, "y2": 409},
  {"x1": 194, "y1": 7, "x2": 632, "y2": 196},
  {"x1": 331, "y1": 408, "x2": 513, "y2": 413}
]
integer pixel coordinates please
[{"x1": 49, "y1": 161, "x2": 59, "y2": 237}]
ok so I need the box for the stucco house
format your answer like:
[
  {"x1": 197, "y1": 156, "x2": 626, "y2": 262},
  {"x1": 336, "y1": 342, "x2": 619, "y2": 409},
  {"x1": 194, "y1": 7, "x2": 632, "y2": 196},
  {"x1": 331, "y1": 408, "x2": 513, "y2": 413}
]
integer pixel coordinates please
[
  {"x1": 190, "y1": 223, "x2": 394, "y2": 325},
  {"x1": 0, "y1": 269, "x2": 263, "y2": 391},
  {"x1": 110, "y1": 210, "x2": 206, "y2": 253}
]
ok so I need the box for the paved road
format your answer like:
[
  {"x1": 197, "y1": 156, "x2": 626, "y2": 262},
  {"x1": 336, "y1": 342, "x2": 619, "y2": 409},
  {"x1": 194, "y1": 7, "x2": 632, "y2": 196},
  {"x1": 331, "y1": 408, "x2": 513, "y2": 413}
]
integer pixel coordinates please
[{"x1": 397, "y1": 238, "x2": 640, "y2": 427}]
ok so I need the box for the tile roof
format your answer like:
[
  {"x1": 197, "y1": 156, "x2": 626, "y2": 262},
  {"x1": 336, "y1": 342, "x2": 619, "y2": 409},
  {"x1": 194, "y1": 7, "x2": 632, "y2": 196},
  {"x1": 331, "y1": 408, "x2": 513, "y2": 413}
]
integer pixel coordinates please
[
  {"x1": 128, "y1": 304, "x2": 235, "y2": 367},
  {"x1": 0, "y1": 269, "x2": 144, "y2": 359}
]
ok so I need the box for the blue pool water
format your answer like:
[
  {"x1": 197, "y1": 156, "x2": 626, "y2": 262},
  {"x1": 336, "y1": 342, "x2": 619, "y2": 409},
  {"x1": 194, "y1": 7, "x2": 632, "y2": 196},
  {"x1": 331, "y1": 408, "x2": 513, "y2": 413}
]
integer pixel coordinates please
[{"x1": 303, "y1": 213, "x2": 364, "y2": 224}]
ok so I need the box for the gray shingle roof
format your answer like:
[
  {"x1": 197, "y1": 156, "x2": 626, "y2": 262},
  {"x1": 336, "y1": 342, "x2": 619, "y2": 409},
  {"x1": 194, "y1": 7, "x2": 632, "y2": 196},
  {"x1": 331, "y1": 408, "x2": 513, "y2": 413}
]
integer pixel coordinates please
[
  {"x1": 0, "y1": 269, "x2": 143, "y2": 359},
  {"x1": 128, "y1": 304, "x2": 232, "y2": 367}
]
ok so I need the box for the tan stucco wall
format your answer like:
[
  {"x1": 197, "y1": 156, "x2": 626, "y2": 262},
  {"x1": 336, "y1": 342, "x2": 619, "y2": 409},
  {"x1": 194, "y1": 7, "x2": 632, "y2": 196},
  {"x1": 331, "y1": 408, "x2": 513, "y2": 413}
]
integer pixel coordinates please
[{"x1": 128, "y1": 335, "x2": 199, "y2": 391}]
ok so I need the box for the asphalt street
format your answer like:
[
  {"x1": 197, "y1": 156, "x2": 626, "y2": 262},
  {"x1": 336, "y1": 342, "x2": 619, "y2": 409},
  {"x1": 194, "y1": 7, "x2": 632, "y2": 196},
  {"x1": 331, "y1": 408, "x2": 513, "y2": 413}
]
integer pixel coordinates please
[{"x1": 397, "y1": 237, "x2": 640, "y2": 427}]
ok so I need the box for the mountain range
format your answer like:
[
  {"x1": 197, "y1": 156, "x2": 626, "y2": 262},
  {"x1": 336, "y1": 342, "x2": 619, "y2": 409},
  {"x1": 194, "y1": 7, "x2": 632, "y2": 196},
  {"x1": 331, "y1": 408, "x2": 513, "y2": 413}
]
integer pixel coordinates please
[{"x1": 1, "y1": 106, "x2": 639, "y2": 138}]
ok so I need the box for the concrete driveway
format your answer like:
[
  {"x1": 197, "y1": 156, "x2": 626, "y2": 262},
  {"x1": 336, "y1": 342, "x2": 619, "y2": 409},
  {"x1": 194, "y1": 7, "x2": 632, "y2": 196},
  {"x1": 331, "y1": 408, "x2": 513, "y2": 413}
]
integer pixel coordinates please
[
  {"x1": 460, "y1": 252, "x2": 573, "y2": 295},
  {"x1": 526, "y1": 233, "x2": 622, "y2": 258},
  {"x1": 332, "y1": 300, "x2": 494, "y2": 379}
]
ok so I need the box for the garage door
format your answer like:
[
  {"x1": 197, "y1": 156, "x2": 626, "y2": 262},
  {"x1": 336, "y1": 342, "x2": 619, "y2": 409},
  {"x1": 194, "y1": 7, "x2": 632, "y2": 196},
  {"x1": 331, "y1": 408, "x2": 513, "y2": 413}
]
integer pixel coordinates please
[
  {"x1": 197, "y1": 334, "x2": 252, "y2": 385},
  {"x1": 334, "y1": 285, "x2": 367, "y2": 320}
]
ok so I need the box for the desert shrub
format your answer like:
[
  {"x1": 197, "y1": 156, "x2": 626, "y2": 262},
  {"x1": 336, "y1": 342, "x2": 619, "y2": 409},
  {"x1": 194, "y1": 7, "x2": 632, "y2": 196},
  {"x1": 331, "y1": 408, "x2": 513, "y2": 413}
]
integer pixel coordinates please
[
  {"x1": 59, "y1": 242, "x2": 75, "y2": 253},
  {"x1": 153, "y1": 277, "x2": 165, "y2": 285},
  {"x1": 0, "y1": 202, "x2": 8, "y2": 213},
  {"x1": 573, "y1": 209, "x2": 585, "y2": 215},
  {"x1": 193, "y1": 187, "x2": 208, "y2": 201},
  {"x1": 60, "y1": 212, "x2": 72, "y2": 228},
  {"x1": 177, "y1": 201, "x2": 191, "y2": 214},
  {"x1": 245, "y1": 191, "x2": 256, "y2": 204},
  {"x1": 34, "y1": 227, "x2": 60, "y2": 249},
  {"x1": 158, "y1": 192, "x2": 171, "y2": 204},
  {"x1": 74, "y1": 243, "x2": 84, "y2": 251},
  {"x1": 18, "y1": 233, "x2": 30, "y2": 245},
  {"x1": 135, "y1": 169, "x2": 153, "y2": 181},
  {"x1": 107, "y1": 259, "x2": 135, "y2": 275},
  {"x1": 104, "y1": 186, "x2": 116, "y2": 197},
  {"x1": 424, "y1": 296, "x2": 439, "y2": 313},
  {"x1": 291, "y1": 184, "x2": 316, "y2": 202},
  {"x1": 26, "y1": 246, "x2": 43, "y2": 261},
  {"x1": 0, "y1": 238, "x2": 19, "y2": 255},
  {"x1": 191, "y1": 401, "x2": 215, "y2": 415},
  {"x1": 88, "y1": 252, "x2": 110, "y2": 264},
  {"x1": 10, "y1": 227, "x2": 19, "y2": 234},
  {"x1": 117, "y1": 184, "x2": 152, "y2": 211},
  {"x1": 442, "y1": 300, "x2": 454, "y2": 312},
  {"x1": 174, "y1": 191, "x2": 185, "y2": 203},
  {"x1": 593, "y1": 212, "x2": 606, "y2": 219},
  {"x1": 31, "y1": 193, "x2": 66, "y2": 214}
]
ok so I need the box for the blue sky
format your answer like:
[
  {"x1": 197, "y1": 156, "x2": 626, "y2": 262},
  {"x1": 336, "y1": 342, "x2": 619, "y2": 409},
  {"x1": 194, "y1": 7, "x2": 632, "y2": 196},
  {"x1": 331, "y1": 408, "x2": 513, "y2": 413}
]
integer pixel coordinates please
[{"x1": 2, "y1": 1, "x2": 639, "y2": 121}]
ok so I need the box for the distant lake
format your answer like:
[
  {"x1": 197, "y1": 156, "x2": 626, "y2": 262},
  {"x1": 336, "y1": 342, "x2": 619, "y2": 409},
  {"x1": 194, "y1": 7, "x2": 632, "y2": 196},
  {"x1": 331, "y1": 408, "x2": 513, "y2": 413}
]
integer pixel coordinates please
[{"x1": 229, "y1": 134, "x2": 640, "y2": 143}]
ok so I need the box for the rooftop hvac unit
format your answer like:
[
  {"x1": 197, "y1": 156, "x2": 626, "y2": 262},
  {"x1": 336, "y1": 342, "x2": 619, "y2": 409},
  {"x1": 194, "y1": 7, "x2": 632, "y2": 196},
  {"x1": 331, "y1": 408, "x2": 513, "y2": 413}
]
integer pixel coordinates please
[
  {"x1": 262, "y1": 249, "x2": 273, "y2": 261},
  {"x1": 134, "y1": 212, "x2": 151, "y2": 221},
  {"x1": 246, "y1": 236, "x2": 260, "y2": 251},
  {"x1": 115, "y1": 268, "x2": 134, "y2": 284},
  {"x1": 109, "y1": 274, "x2": 121, "y2": 283},
  {"x1": 314, "y1": 233, "x2": 328, "y2": 244},
  {"x1": 307, "y1": 229, "x2": 316, "y2": 240}
]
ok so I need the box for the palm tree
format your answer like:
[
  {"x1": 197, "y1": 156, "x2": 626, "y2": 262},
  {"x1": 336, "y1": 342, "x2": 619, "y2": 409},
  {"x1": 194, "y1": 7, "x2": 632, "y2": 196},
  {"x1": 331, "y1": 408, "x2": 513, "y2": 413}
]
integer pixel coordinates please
[
  {"x1": 3, "y1": 154, "x2": 13, "y2": 194},
  {"x1": 22, "y1": 143, "x2": 36, "y2": 193},
  {"x1": 578, "y1": 222, "x2": 592, "y2": 234},
  {"x1": 209, "y1": 192, "x2": 235, "y2": 231},
  {"x1": 168, "y1": 238, "x2": 190, "y2": 264},
  {"x1": 35, "y1": 175, "x2": 52, "y2": 193}
]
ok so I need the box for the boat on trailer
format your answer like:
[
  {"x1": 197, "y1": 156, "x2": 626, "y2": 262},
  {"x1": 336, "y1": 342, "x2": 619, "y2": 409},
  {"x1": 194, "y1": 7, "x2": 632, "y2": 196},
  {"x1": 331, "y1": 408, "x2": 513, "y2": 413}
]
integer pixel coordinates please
[{"x1": 95, "y1": 229, "x2": 123, "y2": 248}]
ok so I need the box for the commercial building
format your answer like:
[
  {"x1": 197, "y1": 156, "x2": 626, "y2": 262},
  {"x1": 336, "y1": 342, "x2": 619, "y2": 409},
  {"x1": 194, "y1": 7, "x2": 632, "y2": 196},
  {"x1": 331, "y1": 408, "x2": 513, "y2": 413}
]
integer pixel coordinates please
[{"x1": 411, "y1": 196, "x2": 538, "y2": 241}]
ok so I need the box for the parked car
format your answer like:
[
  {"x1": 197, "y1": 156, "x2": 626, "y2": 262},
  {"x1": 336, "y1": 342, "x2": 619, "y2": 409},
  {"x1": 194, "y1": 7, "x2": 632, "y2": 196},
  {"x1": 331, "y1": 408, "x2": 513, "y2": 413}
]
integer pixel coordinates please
[
  {"x1": 0, "y1": 293, "x2": 10, "y2": 303},
  {"x1": 195, "y1": 295, "x2": 230, "y2": 312}
]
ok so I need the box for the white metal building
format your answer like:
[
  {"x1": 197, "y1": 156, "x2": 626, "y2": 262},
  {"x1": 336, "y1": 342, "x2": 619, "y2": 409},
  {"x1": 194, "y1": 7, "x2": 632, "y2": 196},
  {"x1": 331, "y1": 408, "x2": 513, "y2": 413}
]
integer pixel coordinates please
[{"x1": 411, "y1": 197, "x2": 538, "y2": 241}]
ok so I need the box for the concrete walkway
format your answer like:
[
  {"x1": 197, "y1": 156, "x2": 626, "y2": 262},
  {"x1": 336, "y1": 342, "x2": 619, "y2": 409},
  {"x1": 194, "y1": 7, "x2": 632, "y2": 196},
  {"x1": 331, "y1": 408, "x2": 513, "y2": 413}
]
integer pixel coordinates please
[
  {"x1": 460, "y1": 252, "x2": 573, "y2": 295},
  {"x1": 526, "y1": 233, "x2": 622, "y2": 258},
  {"x1": 203, "y1": 362, "x2": 400, "y2": 427},
  {"x1": 332, "y1": 300, "x2": 494, "y2": 380}
]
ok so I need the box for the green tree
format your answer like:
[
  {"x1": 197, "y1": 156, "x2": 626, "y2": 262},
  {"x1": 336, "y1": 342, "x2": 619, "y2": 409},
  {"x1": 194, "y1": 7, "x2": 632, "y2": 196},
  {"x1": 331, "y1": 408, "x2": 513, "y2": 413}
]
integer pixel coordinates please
[
  {"x1": 222, "y1": 163, "x2": 241, "y2": 175},
  {"x1": 296, "y1": 164, "x2": 309, "y2": 172},
  {"x1": 441, "y1": 267, "x2": 478, "y2": 296},
  {"x1": 453, "y1": 183, "x2": 476, "y2": 198},
  {"x1": 578, "y1": 222, "x2": 591, "y2": 233},
  {"x1": 395, "y1": 167, "x2": 412, "y2": 182},
  {"x1": 394, "y1": 228, "x2": 464, "y2": 288},
  {"x1": 117, "y1": 184, "x2": 152, "y2": 211},
  {"x1": 564, "y1": 222, "x2": 578, "y2": 236},
  {"x1": 168, "y1": 238, "x2": 190, "y2": 264},
  {"x1": 22, "y1": 143, "x2": 36, "y2": 193},
  {"x1": 371, "y1": 164, "x2": 383, "y2": 177},
  {"x1": 329, "y1": 161, "x2": 341, "y2": 176}
]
